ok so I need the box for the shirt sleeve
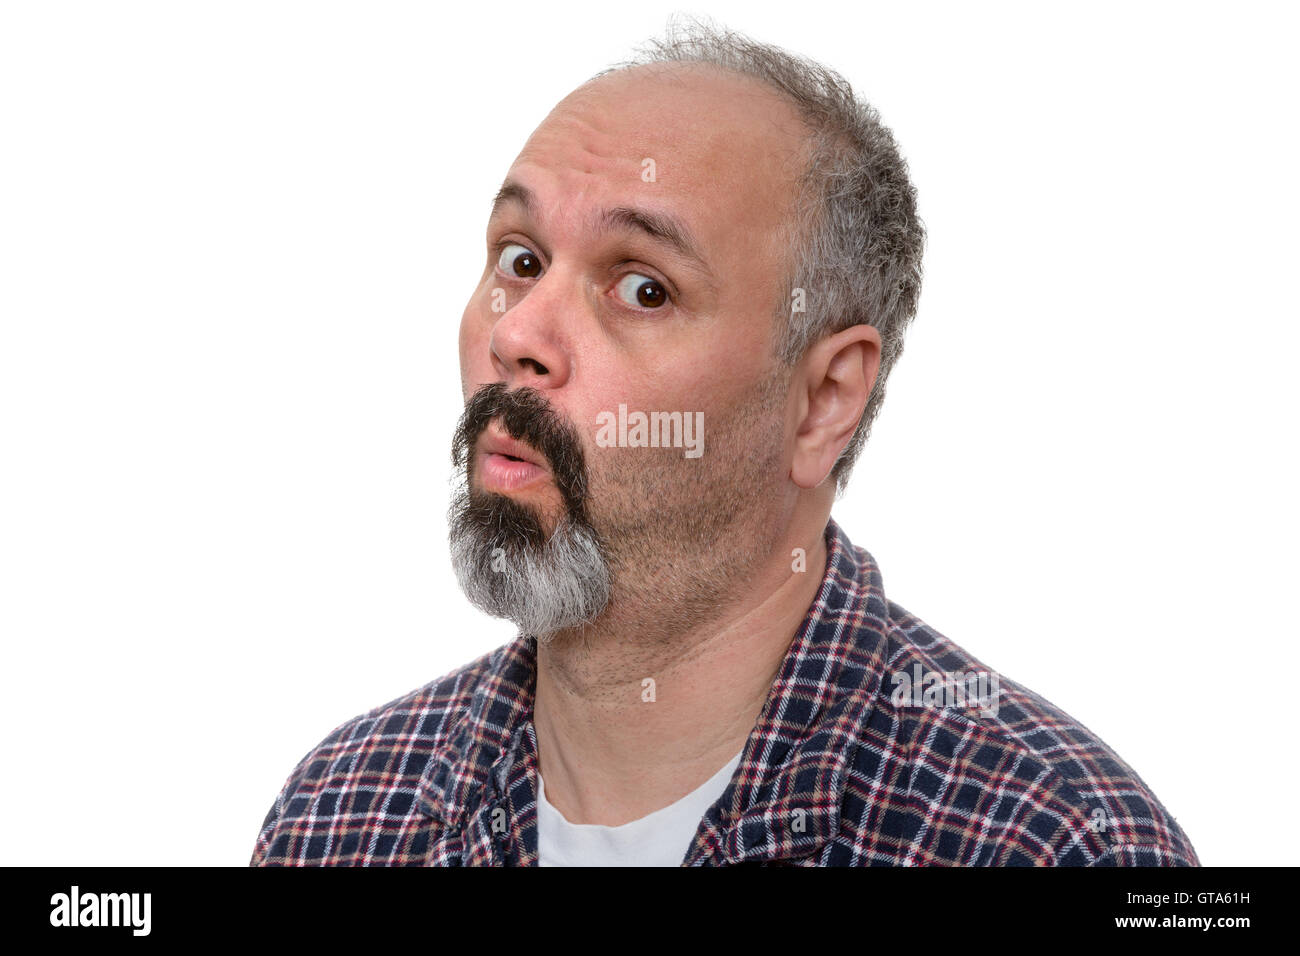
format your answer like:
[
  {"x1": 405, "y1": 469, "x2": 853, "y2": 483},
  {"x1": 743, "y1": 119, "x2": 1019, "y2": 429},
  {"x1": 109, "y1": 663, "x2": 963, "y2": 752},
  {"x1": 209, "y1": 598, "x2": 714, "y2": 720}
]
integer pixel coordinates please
[{"x1": 248, "y1": 745, "x2": 318, "y2": 867}]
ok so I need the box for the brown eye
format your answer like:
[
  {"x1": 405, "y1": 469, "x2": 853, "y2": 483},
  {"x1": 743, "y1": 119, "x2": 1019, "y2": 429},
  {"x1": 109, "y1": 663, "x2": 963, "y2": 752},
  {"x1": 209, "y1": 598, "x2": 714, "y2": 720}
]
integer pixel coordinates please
[
  {"x1": 614, "y1": 273, "x2": 668, "y2": 309},
  {"x1": 497, "y1": 243, "x2": 541, "y2": 278}
]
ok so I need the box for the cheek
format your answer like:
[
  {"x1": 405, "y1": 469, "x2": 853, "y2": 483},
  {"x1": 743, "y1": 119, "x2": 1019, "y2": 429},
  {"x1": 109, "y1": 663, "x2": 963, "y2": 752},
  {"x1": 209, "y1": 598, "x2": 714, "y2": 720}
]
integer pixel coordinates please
[
  {"x1": 458, "y1": 302, "x2": 493, "y2": 390},
  {"x1": 457, "y1": 313, "x2": 473, "y2": 368}
]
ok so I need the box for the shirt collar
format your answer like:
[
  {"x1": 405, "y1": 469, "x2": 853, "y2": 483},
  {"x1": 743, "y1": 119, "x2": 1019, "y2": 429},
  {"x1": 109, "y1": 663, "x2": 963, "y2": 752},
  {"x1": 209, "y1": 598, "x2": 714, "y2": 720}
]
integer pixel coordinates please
[{"x1": 417, "y1": 515, "x2": 892, "y2": 865}]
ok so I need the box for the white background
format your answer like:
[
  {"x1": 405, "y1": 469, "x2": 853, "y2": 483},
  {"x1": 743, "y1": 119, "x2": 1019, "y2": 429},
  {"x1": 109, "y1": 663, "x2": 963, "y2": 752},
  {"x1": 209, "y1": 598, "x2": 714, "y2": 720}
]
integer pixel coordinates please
[{"x1": 2, "y1": 0, "x2": 1295, "y2": 866}]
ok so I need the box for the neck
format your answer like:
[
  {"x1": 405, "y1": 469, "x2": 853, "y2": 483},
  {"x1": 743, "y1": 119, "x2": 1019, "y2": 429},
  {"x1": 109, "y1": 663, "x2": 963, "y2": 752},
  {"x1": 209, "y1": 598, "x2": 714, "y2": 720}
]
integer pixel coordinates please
[{"x1": 532, "y1": 494, "x2": 832, "y2": 825}]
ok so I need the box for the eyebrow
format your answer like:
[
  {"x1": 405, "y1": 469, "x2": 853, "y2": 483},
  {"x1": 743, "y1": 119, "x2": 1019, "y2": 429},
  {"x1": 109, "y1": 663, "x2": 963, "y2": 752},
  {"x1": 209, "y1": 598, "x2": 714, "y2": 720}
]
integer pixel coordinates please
[{"x1": 489, "y1": 179, "x2": 714, "y2": 280}]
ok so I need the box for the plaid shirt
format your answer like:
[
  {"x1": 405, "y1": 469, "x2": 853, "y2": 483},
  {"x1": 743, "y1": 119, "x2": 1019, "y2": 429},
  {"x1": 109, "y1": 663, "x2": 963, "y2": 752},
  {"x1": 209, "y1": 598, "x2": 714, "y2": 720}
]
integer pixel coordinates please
[{"x1": 250, "y1": 517, "x2": 1198, "y2": 866}]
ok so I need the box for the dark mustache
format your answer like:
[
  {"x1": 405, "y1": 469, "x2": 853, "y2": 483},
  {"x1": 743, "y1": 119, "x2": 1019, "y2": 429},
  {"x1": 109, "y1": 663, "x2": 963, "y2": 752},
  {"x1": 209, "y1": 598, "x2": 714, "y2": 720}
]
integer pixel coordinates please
[{"x1": 451, "y1": 383, "x2": 591, "y2": 517}]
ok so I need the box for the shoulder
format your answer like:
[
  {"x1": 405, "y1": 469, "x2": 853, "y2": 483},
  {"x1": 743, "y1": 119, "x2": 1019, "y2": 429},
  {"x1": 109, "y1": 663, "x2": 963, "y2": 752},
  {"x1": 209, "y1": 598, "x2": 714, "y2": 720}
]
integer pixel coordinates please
[
  {"x1": 248, "y1": 644, "x2": 503, "y2": 866},
  {"x1": 840, "y1": 599, "x2": 1199, "y2": 866}
]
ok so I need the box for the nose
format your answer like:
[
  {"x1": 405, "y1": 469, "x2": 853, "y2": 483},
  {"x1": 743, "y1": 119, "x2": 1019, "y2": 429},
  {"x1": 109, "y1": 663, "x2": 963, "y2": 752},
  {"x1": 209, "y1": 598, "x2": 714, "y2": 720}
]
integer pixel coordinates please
[{"x1": 488, "y1": 269, "x2": 574, "y2": 392}]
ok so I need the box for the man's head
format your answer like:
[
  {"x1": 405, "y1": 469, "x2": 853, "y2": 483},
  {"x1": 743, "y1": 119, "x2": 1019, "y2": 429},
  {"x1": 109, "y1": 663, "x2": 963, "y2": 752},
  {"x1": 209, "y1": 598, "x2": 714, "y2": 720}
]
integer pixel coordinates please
[{"x1": 449, "y1": 18, "x2": 924, "y2": 642}]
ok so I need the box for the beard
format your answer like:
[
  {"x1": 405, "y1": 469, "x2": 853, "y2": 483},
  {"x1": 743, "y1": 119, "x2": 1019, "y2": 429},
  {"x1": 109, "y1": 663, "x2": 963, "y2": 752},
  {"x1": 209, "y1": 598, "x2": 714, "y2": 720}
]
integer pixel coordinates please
[
  {"x1": 447, "y1": 369, "x2": 791, "y2": 646},
  {"x1": 448, "y1": 383, "x2": 611, "y2": 643}
]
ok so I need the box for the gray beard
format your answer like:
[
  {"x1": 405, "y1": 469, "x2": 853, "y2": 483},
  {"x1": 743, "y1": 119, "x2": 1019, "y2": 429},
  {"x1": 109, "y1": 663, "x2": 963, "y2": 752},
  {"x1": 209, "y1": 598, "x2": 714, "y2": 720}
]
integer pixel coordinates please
[{"x1": 447, "y1": 484, "x2": 611, "y2": 643}]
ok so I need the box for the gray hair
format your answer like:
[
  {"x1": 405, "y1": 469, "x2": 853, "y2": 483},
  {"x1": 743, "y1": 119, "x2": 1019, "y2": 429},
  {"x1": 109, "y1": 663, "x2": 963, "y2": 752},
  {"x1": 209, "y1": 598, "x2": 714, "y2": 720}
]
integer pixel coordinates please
[
  {"x1": 592, "y1": 15, "x2": 926, "y2": 493},
  {"x1": 448, "y1": 485, "x2": 611, "y2": 643}
]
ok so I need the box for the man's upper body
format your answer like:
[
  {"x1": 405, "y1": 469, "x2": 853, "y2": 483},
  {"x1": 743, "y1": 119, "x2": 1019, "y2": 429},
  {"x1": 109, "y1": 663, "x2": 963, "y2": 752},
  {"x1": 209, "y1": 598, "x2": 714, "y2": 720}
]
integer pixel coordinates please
[
  {"x1": 250, "y1": 516, "x2": 1198, "y2": 867},
  {"x1": 251, "y1": 22, "x2": 1198, "y2": 867}
]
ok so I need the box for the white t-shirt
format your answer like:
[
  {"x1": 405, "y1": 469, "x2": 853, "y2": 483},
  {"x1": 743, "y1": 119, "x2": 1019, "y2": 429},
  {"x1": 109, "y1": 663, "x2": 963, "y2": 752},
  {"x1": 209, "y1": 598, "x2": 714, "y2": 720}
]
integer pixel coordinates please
[{"x1": 537, "y1": 749, "x2": 744, "y2": 867}]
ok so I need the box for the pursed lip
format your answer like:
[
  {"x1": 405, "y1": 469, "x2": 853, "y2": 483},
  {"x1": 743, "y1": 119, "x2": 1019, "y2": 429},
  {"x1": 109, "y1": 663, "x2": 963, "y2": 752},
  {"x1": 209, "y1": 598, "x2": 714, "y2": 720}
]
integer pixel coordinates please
[{"x1": 476, "y1": 426, "x2": 549, "y2": 472}]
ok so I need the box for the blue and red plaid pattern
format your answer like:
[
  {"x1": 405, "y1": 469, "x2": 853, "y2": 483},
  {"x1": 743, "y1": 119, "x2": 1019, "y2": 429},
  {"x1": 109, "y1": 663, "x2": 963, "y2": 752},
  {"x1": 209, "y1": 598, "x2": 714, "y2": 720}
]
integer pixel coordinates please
[{"x1": 251, "y1": 517, "x2": 1198, "y2": 866}]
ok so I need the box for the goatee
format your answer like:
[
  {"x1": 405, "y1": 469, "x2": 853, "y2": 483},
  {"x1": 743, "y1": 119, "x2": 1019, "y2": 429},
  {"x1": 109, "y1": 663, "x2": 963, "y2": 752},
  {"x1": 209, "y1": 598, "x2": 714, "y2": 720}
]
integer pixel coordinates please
[{"x1": 447, "y1": 384, "x2": 610, "y2": 642}]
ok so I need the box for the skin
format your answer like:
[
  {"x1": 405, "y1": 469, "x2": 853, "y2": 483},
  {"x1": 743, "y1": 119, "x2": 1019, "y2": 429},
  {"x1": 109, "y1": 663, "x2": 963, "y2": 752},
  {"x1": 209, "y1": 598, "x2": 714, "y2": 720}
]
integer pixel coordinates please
[{"x1": 457, "y1": 62, "x2": 881, "y2": 826}]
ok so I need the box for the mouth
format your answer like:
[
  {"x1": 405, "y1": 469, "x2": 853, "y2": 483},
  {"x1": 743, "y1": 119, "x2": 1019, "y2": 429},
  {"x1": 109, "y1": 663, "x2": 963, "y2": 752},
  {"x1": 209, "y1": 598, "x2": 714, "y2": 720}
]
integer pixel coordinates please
[{"x1": 475, "y1": 426, "x2": 550, "y2": 493}]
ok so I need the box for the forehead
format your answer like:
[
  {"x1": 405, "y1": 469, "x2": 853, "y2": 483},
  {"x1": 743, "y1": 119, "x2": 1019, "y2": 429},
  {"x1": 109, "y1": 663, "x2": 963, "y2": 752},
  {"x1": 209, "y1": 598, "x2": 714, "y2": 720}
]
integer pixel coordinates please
[{"x1": 503, "y1": 63, "x2": 810, "y2": 263}]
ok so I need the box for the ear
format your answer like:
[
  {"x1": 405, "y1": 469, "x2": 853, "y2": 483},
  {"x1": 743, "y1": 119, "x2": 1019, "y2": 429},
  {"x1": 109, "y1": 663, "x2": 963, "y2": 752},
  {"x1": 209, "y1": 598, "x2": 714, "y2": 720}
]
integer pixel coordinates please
[{"x1": 790, "y1": 324, "x2": 882, "y2": 489}]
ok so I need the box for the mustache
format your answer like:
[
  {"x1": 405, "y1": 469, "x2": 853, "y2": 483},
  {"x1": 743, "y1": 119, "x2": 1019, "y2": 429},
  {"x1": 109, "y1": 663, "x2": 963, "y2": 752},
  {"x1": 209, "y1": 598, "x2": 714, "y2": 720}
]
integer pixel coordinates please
[{"x1": 450, "y1": 383, "x2": 591, "y2": 517}]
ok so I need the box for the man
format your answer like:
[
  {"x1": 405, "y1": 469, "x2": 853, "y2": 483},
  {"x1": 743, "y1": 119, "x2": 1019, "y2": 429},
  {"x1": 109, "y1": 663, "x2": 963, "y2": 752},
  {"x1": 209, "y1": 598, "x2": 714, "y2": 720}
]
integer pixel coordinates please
[{"x1": 250, "y1": 19, "x2": 1198, "y2": 867}]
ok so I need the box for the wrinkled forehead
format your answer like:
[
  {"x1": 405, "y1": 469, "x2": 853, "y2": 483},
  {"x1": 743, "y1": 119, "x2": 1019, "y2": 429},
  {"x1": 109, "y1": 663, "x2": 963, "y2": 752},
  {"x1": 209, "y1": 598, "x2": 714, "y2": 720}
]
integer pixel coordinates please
[{"x1": 503, "y1": 63, "x2": 811, "y2": 265}]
